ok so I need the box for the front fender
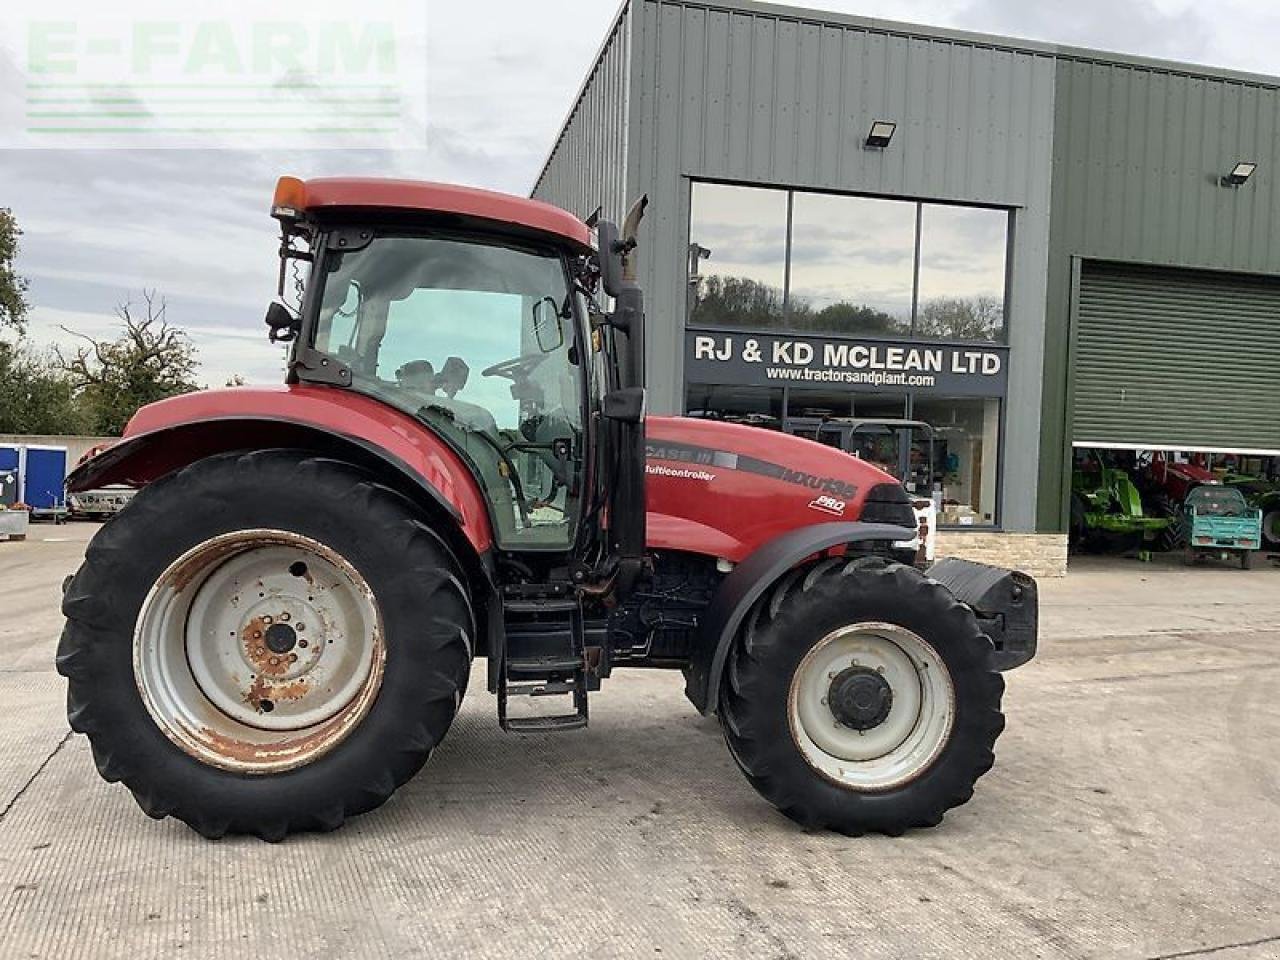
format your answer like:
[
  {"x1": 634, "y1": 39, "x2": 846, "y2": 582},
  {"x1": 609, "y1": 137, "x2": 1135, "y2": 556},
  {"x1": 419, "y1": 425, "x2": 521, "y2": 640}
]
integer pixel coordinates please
[{"x1": 684, "y1": 521, "x2": 916, "y2": 714}]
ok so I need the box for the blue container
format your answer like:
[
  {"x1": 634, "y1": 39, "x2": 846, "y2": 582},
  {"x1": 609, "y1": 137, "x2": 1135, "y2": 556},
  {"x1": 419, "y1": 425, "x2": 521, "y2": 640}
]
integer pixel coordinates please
[{"x1": 21, "y1": 446, "x2": 68, "y2": 511}]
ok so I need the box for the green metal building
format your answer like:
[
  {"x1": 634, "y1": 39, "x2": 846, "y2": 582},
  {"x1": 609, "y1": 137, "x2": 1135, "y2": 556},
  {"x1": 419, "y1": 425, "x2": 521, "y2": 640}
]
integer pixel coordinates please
[{"x1": 533, "y1": 0, "x2": 1280, "y2": 569}]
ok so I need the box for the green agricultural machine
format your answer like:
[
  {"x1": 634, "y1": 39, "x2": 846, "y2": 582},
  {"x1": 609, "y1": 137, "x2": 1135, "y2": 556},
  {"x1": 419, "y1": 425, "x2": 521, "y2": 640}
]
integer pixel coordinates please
[
  {"x1": 1221, "y1": 473, "x2": 1280, "y2": 550},
  {"x1": 1071, "y1": 455, "x2": 1170, "y2": 556}
]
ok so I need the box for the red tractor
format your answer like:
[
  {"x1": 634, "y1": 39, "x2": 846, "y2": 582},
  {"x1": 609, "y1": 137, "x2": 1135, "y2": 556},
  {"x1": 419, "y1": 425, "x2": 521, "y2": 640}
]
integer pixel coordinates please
[
  {"x1": 58, "y1": 177, "x2": 1036, "y2": 840},
  {"x1": 1138, "y1": 451, "x2": 1220, "y2": 550}
]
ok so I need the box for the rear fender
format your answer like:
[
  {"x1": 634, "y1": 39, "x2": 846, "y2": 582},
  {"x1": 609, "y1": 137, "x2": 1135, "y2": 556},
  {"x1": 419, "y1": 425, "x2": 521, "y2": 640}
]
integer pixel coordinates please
[
  {"x1": 684, "y1": 521, "x2": 916, "y2": 714},
  {"x1": 68, "y1": 415, "x2": 497, "y2": 636}
]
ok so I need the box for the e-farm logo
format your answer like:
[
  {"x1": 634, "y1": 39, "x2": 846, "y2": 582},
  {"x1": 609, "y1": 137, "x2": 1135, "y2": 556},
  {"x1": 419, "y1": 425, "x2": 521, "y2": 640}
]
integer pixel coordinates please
[{"x1": 4, "y1": 2, "x2": 426, "y2": 148}]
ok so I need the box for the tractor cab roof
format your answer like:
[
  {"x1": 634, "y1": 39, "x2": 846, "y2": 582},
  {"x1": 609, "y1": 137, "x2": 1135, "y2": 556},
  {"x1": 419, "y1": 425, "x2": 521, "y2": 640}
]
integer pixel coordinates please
[{"x1": 274, "y1": 176, "x2": 593, "y2": 251}]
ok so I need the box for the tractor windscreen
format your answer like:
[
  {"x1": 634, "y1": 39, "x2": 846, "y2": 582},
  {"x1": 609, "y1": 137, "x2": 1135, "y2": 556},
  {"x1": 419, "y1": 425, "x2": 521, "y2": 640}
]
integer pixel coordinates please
[{"x1": 313, "y1": 234, "x2": 584, "y2": 551}]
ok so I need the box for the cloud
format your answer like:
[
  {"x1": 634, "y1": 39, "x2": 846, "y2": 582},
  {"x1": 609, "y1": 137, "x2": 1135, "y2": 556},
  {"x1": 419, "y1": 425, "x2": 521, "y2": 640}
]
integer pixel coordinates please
[
  {"x1": 775, "y1": 0, "x2": 1277, "y2": 74},
  {"x1": 4, "y1": 0, "x2": 1277, "y2": 394}
]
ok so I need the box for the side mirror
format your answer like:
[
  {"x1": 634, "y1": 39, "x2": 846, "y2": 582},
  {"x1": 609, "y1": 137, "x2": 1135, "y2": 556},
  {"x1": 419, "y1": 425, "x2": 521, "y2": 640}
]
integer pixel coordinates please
[
  {"x1": 264, "y1": 301, "x2": 300, "y2": 343},
  {"x1": 531, "y1": 296, "x2": 565, "y2": 353},
  {"x1": 596, "y1": 220, "x2": 624, "y2": 299}
]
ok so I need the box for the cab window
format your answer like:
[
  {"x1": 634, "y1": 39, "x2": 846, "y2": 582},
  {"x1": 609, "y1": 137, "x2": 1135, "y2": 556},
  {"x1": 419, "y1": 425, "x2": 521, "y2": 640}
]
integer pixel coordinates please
[{"x1": 312, "y1": 234, "x2": 583, "y2": 551}]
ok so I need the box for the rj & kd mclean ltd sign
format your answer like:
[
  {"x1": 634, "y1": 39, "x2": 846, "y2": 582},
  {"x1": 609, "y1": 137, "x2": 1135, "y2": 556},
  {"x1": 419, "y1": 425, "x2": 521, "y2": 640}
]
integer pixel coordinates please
[{"x1": 685, "y1": 330, "x2": 1009, "y2": 396}]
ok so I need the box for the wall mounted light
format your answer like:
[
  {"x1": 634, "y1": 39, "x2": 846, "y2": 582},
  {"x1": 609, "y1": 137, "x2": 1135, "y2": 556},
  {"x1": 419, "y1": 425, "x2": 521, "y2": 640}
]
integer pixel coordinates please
[
  {"x1": 865, "y1": 120, "x2": 896, "y2": 149},
  {"x1": 688, "y1": 242, "x2": 711, "y2": 277},
  {"x1": 1221, "y1": 161, "x2": 1257, "y2": 187}
]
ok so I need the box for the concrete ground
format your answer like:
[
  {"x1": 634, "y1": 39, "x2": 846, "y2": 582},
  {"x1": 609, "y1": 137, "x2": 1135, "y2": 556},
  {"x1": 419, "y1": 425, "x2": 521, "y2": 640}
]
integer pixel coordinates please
[{"x1": 1, "y1": 523, "x2": 1278, "y2": 960}]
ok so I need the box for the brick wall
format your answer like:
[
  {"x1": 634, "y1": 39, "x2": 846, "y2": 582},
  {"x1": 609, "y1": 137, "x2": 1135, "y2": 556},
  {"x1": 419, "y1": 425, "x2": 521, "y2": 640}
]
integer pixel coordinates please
[{"x1": 934, "y1": 532, "x2": 1068, "y2": 579}]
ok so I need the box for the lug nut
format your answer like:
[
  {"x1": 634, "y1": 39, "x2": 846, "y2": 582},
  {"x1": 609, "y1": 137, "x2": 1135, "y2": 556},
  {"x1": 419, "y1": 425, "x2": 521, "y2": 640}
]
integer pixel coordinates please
[
  {"x1": 298, "y1": 639, "x2": 308, "y2": 648},
  {"x1": 253, "y1": 631, "x2": 262, "y2": 640},
  {"x1": 263, "y1": 615, "x2": 273, "y2": 625},
  {"x1": 280, "y1": 612, "x2": 291, "y2": 622}
]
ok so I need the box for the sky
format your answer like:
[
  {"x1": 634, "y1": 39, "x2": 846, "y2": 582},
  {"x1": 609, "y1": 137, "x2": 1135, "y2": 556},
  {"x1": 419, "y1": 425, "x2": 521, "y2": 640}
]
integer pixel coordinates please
[{"x1": 1, "y1": 0, "x2": 1278, "y2": 386}]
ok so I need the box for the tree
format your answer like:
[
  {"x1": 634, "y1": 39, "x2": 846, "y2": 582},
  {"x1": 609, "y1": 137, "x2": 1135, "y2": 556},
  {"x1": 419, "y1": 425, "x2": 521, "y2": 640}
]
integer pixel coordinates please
[
  {"x1": 800, "y1": 301, "x2": 906, "y2": 336},
  {"x1": 690, "y1": 274, "x2": 785, "y2": 327},
  {"x1": 0, "y1": 341, "x2": 89, "y2": 434},
  {"x1": 915, "y1": 295, "x2": 1004, "y2": 341},
  {"x1": 0, "y1": 208, "x2": 29, "y2": 333},
  {"x1": 55, "y1": 290, "x2": 200, "y2": 435}
]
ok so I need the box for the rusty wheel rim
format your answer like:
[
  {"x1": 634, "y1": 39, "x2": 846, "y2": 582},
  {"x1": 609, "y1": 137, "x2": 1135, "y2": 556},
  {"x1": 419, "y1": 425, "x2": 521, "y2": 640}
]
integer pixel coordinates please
[{"x1": 134, "y1": 529, "x2": 385, "y2": 774}]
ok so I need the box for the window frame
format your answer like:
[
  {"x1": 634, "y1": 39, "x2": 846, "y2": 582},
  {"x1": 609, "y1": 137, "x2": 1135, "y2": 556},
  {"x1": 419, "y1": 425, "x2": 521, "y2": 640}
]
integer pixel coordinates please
[
  {"x1": 299, "y1": 225, "x2": 596, "y2": 555},
  {"x1": 687, "y1": 178, "x2": 1013, "y2": 346}
]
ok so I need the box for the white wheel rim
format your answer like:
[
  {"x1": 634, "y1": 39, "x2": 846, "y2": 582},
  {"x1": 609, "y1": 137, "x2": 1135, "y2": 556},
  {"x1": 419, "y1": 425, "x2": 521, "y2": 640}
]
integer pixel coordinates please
[
  {"x1": 134, "y1": 530, "x2": 385, "y2": 774},
  {"x1": 787, "y1": 622, "x2": 955, "y2": 792}
]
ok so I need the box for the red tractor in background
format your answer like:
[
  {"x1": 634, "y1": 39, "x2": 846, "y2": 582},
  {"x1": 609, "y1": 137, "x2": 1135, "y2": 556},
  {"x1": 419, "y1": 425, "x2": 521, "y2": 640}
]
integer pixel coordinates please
[
  {"x1": 1137, "y1": 451, "x2": 1220, "y2": 551},
  {"x1": 58, "y1": 177, "x2": 1036, "y2": 841}
]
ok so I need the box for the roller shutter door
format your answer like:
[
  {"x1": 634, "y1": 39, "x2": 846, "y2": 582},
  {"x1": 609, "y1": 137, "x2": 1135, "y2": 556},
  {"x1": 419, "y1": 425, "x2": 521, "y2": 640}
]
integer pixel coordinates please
[{"x1": 1073, "y1": 261, "x2": 1280, "y2": 452}]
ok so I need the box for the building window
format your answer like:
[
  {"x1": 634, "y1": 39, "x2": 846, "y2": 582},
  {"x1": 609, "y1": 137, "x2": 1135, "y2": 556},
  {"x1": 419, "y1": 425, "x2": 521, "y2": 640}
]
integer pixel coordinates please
[
  {"x1": 912, "y1": 396, "x2": 1001, "y2": 526},
  {"x1": 686, "y1": 183, "x2": 788, "y2": 329},
  {"x1": 681, "y1": 385, "x2": 1001, "y2": 526},
  {"x1": 685, "y1": 182, "x2": 1008, "y2": 528},
  {"x1": 915, "y1": 204, "x2": 1009, "y2": 342},
  {"x1": 688, "y1": 182, "x2": 1009, "y2": 344},
  {"x1": 787, "y1": 193, "x2": 916, "y2": 336},
  {"x1": 685, "y1": 383, "x2": 783, "y2": 429},
  {"x1": 783, "y1": 389, "x2": 909, "y2": 422}
]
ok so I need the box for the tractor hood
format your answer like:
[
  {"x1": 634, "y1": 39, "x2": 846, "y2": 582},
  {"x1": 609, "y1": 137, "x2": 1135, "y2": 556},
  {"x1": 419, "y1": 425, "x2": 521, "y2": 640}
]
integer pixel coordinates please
[{"x1": 644, "y1": 416, "x2": 915, "y2": 563}]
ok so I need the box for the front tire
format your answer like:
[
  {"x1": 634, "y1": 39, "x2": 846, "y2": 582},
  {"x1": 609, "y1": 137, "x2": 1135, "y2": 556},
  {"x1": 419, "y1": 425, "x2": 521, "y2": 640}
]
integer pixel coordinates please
[
  {"x1": 57, "y1": 450, "x2": 474, "y2": 840},
  {"x1": 719, "y1": 557, "x2": 1004, "y2": 835}
]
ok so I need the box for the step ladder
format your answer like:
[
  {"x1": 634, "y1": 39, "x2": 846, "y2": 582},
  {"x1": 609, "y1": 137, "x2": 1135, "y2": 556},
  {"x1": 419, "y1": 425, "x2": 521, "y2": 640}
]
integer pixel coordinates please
[{"x1": 498, "y1": 586, "x2": 589, "y2": 733}]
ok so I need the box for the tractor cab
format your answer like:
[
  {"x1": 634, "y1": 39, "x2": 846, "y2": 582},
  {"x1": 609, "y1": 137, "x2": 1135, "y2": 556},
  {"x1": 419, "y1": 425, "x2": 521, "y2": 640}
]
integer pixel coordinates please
[
  {"x1": 310, "y1": 230, "x2": 584, "y2": 550},
  {"x1": 267, "y1": 177, "x2": 648, "y2": 579},
  {"x1": 264, "y1": 177, "x2": 650, "y2": 732}
]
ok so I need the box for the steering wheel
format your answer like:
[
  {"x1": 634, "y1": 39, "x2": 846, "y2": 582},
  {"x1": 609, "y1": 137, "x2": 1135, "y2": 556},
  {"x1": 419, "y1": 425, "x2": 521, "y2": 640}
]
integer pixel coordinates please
[{"x1": 481, "y1": 353, "x2": 549, "y2": 381}]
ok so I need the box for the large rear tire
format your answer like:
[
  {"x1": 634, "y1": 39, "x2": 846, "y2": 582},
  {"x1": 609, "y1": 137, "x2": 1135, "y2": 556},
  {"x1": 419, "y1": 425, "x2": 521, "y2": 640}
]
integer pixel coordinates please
[
  {"x1": 57, "y1": 450, "x2": 474, "y2": 840},
  {"x1": 1262, "y1": 510, "x2": 1280, "y2": 550},
  {"x1": 718, "y1": 557, "x2": 1004, "y2": 835},
  {"x1": 1154, "y1": 495, "x2": 1186, "y2": 552}
]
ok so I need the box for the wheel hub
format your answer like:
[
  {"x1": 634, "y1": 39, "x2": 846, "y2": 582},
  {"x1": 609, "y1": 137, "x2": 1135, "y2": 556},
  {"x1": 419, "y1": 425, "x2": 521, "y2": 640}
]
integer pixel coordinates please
[
  {"x1": 787, "y1": 622, "x2": 956, "y2": 792},
  {"x1": 133, "y1": 529, "x2": 385, "y2": 773},
  {"x1": 264, "y1": 622, "x2": 298, "y2": 654},
  {"x1": 828, "y1": 666, "x2": 893, "y2": 730}
]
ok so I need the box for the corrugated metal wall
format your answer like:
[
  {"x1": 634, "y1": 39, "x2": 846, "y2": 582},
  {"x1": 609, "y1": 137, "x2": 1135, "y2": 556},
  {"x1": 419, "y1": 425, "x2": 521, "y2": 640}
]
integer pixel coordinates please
[
  {"x1": 1072, "y1": 262, "x2": 1280, "y2": 450},
  {"x1": 1038, "y1": 61, "x2": 1280, "y2": 529},
  {"x1": 534, "y1": 0, "x2": 1280, "y2": 532},
  {"x1": 531, "y1": 4, "x2": 632, "y2": 226},
  {"x1": 626, "y1": 0, "x2": 1056, "y2": 531}
]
